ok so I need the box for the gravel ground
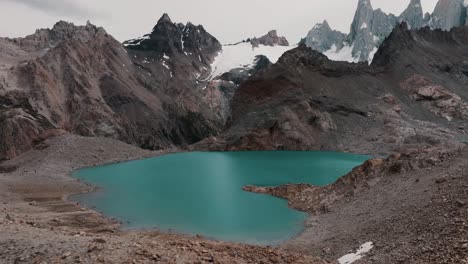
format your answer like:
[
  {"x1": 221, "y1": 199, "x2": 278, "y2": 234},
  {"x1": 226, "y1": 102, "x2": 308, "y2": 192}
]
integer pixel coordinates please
[{"x1": 246, "y1": 146, "x2": 468, "y2": 263}]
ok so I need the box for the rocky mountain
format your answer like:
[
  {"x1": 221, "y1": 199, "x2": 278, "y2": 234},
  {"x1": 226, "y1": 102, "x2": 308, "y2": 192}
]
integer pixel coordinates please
[
  {"x1": 0, "y1": 15, "x2": 229, "y2": 161},
  {"x1": 3, "y1": 9, "x2": 467, "y2": 161},
  {"x1": 0, "y1": 14, "x2": 295, "y2": 161},
  {"x1": 194, "y1": 23, "x2": 468, "y2": 155},
  {"x1": 123, "y1": 14, "x2": 221, "y2": 59},
  {"x1": 304, "y1": 0, "x2": 468, "y2": 62},
  {"x1": 250, "y1": 30, "x2": 289, "y2": 47},
  {"x1": 303, "y1": 21, "x2": 347, "y2": 52}
]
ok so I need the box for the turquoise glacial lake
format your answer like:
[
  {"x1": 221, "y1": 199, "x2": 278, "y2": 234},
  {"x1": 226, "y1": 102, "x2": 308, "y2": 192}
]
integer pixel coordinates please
[{"x1": 71, "y1": 151, "x2": 368, "y2": 245}]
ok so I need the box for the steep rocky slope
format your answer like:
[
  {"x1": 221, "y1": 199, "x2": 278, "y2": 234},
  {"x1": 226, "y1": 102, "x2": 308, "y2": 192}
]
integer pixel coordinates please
[
  {"x1": 304, "y1": 0, "x2": 468, "y2": 62},
  {"x1": 0, "y1": 16, "x2": 225, "y2": 161},
  {"x1": 195, "y1": 23, "x2": 468, "y2": 156},
  {"x1": 247, "y1": 146, "x2": 468, "y2": 263}
]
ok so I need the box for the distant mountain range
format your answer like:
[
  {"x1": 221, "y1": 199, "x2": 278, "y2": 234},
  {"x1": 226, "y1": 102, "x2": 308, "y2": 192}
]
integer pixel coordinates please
[{"x1": 304, "y1": 0, "x2": 468, "y2": 62}]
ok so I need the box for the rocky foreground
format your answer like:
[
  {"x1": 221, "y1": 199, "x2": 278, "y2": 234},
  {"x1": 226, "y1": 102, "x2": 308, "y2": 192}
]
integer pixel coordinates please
[
  {"x1": 0, "y1": 133, "x2": 466, "y2": 263},
  {"x1": 247, "y1": 146, "x2": 468, "y2": 263}
]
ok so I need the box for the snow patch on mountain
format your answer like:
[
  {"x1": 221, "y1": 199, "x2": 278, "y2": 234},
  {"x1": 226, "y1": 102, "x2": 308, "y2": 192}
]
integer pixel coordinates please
[
  {"x1": 123, "y1": 35, "x2": 150, "y2": 47},
  {"x1": 323, "y1": 45, "x2": 359, "y2": 63},
  {"x1": 209, "y1": 43, "x2": 294, "y2": 78}
]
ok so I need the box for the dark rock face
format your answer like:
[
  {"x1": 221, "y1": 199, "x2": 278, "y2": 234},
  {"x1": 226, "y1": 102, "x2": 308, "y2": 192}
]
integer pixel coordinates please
[
  {"x1": 250, "y1": 30, "x2": 289, "y2": 47},
  {"x1": 123, "y1": 13, "x2": 221, "y2": 58},
  {"x1": 194, "y1": 25, "x2": 468, "y2": 155}
]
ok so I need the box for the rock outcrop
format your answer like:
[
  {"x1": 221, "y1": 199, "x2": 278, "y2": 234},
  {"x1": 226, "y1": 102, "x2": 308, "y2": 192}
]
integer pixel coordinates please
[{"x1": 250, "y1": 30, "x2": 289, "y2": 47}]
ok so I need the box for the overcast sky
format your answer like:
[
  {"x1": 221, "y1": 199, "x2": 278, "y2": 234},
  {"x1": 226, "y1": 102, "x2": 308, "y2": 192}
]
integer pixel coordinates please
[{"x1": 0, "y1": 0, "x2": 439, "y2": 44}]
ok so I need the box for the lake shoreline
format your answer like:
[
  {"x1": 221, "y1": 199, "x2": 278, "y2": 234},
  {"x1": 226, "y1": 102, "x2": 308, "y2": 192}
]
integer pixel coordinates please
[
  {"x1": 70, "y1": 150, "x2": 367, "y2": 245},
  {"x1": 0, "y1": 134, "x2": 325, "y2": 263}
]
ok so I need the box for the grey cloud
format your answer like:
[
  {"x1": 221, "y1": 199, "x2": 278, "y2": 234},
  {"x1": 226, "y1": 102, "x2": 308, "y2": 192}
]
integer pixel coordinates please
[{"x1": 0, "y1": 0, "x2": 99, "y2": 18}]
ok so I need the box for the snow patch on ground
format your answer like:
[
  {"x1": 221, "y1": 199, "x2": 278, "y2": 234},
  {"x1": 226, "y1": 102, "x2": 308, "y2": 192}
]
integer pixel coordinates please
[
  {"x1": 209, "y1": 43, "x2": 293, "y2": 79},
  {"x1": 338, "y1": 242, "x2": 374, "y2": 264}
]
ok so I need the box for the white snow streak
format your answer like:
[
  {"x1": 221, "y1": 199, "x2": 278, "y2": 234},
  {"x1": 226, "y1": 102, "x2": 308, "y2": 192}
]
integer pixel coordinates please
[
  {"x1": 162, "y1": 60, "x2": 170, "y2": 70},
  {"x1": 338, "y1": 242, "x2": 374, "y2": 264},
  {"x1": 123, "y1": 35, "x2": 150, "y2": 47}
]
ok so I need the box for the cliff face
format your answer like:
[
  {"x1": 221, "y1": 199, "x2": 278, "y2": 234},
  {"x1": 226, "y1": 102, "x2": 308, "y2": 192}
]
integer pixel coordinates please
[
  {"x1": 194, "y1": 24, "x2": 468, "y2": 155},
  {"x1": 430, "y1": 0, "x2": 467, "y2": 30}
]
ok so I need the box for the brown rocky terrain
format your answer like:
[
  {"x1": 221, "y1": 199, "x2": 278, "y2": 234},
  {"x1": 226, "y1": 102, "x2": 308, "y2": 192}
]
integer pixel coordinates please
[
  {"x1": 0, "y1": 16, "x2": 225, "y2": 161},
  {"x1": 194, "y1": 23, "x2": 468, "y2": 156},
  {"x1": 245, "y1": 145, "x2": 468, "y2": 263}
]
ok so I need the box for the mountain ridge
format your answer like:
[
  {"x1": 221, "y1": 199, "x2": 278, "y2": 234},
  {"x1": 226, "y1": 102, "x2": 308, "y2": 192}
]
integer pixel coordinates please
[{"x1": 194, "y1": 22, "x2": 468, "y2": 154}]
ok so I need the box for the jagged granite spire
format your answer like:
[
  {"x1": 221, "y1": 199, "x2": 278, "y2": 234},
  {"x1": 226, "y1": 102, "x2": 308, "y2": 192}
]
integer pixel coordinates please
[
  {"x1": 304, "y1": 0, "x2": 468, "y2": 62},
  {"x1": 348, "y1": 0, "x2": 399, "y2": 61},
  {"x1": 430, "y1": 0, "x2": 466, "y2": 30},
  {"x1": 349, "y1": 0, "x2": 374, "y2": 42},
  {"x1": 304, "y1": 20, "x2": 347, "y2": 52},
  {"x1": 399, "y1": 0, "x2": 425, "y2": 28}
]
